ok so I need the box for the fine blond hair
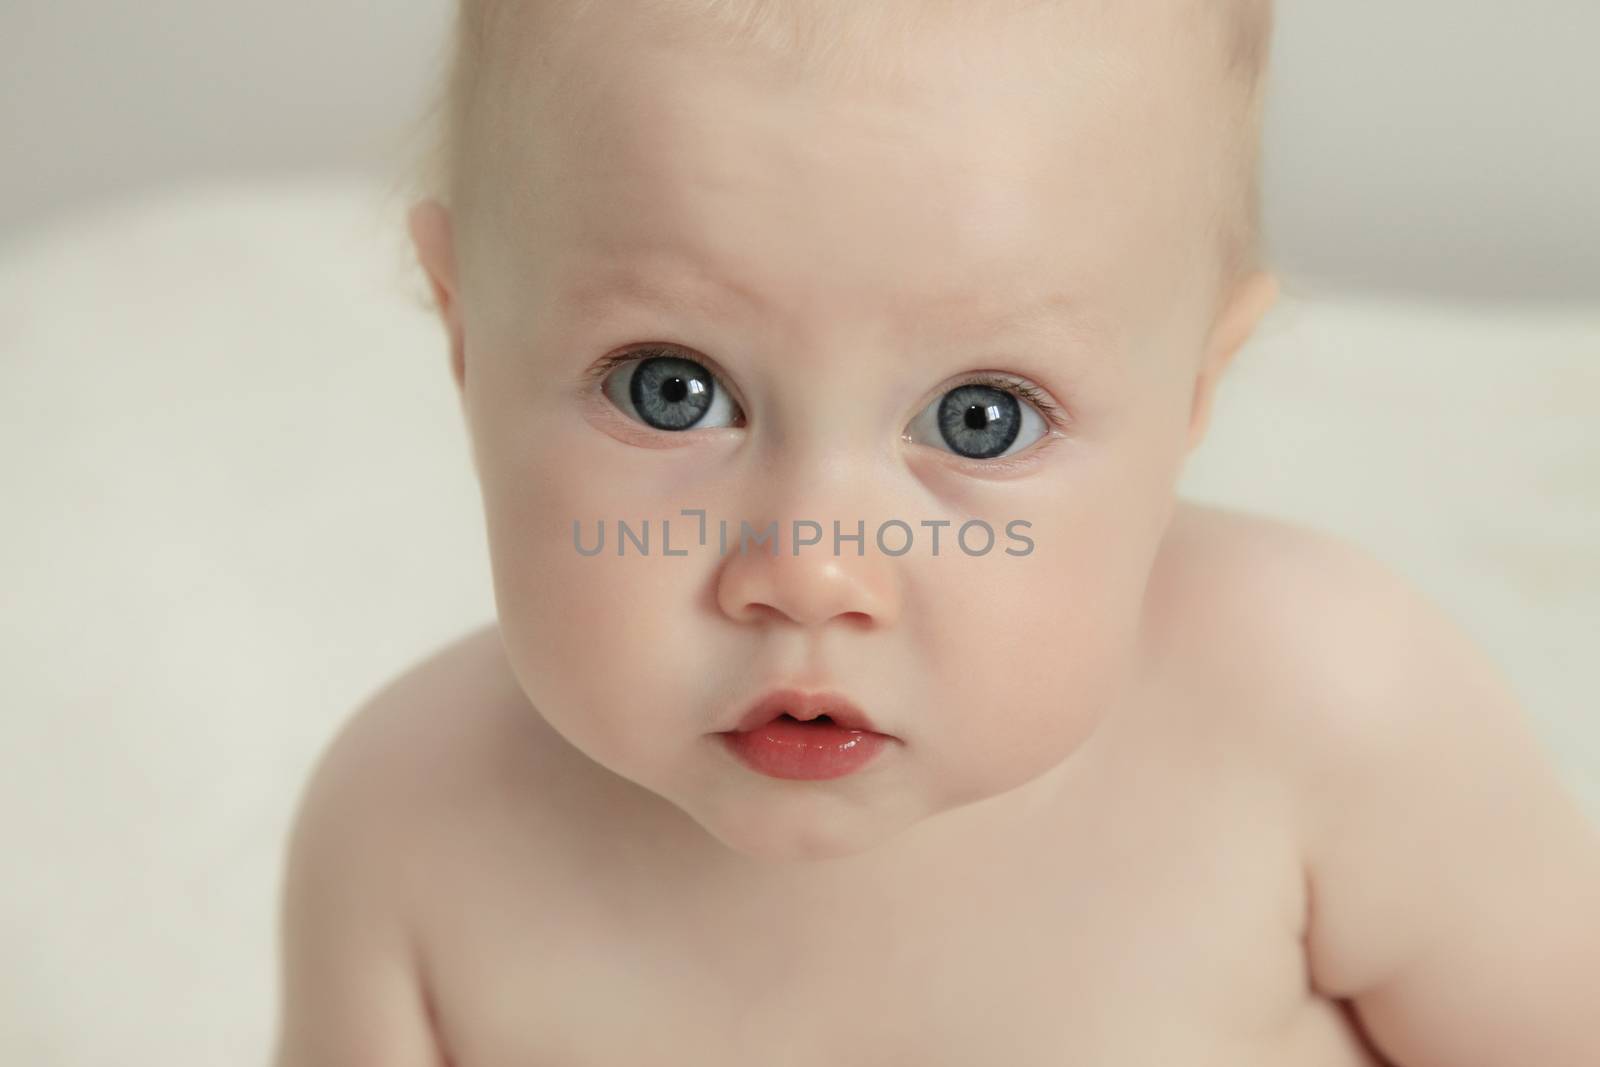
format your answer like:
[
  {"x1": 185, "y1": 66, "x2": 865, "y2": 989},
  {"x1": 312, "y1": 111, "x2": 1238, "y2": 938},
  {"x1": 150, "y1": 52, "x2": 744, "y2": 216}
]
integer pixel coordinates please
[{"x1": 400, "y1": 0, "x2": 1274, "y2": 297}]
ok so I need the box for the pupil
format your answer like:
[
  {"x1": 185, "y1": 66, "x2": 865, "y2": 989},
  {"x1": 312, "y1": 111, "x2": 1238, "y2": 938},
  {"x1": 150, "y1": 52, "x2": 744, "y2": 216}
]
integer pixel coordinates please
[
  {"x1": 630, "y1": 355, "x2": 716, "y2": 431},
  {"x1": 936, "y1": 385, "x2": 1021, "y2": 460}
]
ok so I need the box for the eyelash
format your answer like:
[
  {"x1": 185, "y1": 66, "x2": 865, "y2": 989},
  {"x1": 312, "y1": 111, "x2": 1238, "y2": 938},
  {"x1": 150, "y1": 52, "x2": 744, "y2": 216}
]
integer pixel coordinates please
[
  {"x1": 951, "y1": 373, "x2": 1069, "y2": 431},
  {"x1": 584, "y1": 344, "x2": 1070, "y2": 430}
]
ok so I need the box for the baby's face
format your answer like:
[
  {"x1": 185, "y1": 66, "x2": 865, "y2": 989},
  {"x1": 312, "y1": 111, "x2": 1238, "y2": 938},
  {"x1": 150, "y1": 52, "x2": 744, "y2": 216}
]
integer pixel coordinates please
[{"x1": 435, "y1": 3, "x2": 1249, "y2": 864}]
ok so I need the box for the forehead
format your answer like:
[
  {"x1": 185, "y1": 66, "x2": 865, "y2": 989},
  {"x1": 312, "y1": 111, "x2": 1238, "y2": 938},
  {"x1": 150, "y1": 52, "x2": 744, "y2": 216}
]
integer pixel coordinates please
[{"x1": 474, "y1": 0, "x2": 1224, "y2": 339}]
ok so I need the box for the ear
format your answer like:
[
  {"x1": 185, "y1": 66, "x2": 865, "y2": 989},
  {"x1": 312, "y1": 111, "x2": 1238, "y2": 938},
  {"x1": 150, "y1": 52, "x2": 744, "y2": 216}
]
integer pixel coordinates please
[
  {"x1": 407, "y1": 200, "x2": 467, "y2": 395},
  {"x1": 1187, "y1": 269, "x2": 1279, "y2": 453}
]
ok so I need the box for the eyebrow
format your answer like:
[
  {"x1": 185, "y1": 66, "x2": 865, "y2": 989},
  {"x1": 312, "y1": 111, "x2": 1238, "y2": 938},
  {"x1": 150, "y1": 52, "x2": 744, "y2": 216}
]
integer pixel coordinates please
[
  {"x1": 947, "y1": 286, "x2": 1095, "y2": 339},
  {"x1": 556, "y1": 264, "x2": 1101, "y2": 343},
  {"x1": 558, "y1": 265, "x2": 758, "y2": 322}
]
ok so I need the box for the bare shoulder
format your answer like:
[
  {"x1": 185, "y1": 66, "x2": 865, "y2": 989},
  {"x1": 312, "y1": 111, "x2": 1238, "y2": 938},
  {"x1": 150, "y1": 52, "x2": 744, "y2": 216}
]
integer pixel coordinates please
[
  {"x1": 289, "y1": 620, "x2": 673, "y2": 915},
  {"x1": 1153, "y1": 500, "x2": 1600, "y2": 1033},
  {"x1": 1151, "y1": 498, "x2": 1410, "y2": 622},
  {"x1": 275, "y1": 622, "x2": 533, "y2": 1065},
  {"x1": 295, "y1": 623, "x2": 532, "y2": 819},
  {"x1": 1157, "y1": 494, "x2": 1553, "y2": 734},
  {"x1": 288, "y1": 622, "x2": 575, "y2": 879},
  {"x1": 1144, "y1": 498, "x2": 1443, "y2": 709},
  {"x1": 282, "y1": 621, "x2": 614, "y2": 928},
  {"x1": 1148, "y1": 497, "x2": 1534, "y2": 792},
  {"x1": 1139, "y1": 503, "x2": 1403, "y2": 833}
]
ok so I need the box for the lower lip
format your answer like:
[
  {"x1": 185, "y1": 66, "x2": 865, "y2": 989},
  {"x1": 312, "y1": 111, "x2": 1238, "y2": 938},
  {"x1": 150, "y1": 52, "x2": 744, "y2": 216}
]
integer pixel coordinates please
[{"x1": 719, "y1": 718, "x2": 892, "y2": 780}]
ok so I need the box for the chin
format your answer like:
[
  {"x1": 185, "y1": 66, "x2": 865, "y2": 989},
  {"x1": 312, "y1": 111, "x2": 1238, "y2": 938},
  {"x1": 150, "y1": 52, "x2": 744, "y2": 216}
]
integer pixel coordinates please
[
  {"x1": 716, "y1": 829, "x2": 893, "y2": 866},
  {"x1": 692, "y1": 799, "x2": 913, "y2": 866}
]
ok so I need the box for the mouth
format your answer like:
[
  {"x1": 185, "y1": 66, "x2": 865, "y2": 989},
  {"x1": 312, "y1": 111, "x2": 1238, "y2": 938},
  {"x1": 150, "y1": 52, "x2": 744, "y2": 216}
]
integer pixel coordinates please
[{"x1": 725, "y1": 687, "x2": 887, "y2": 735}]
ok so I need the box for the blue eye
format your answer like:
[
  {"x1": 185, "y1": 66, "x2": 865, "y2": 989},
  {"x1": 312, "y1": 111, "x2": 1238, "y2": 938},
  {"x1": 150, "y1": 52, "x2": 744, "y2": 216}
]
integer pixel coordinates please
[
  {"x1": 601, "y1": 354, "x2": 742, "y2": 431},
  {"x1": 906, "y1": 380, "x2": 1051, "y2": 460}
]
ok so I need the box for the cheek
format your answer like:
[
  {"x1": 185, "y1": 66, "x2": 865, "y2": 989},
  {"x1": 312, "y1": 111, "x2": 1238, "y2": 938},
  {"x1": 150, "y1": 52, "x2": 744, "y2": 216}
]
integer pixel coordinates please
[
  {"x1": 910, "y1": 462, "x2": 1169, "y2": 778},
  {"x1": 474, "y1": 426, "x2": 719, "y2": 763},
  {"x1": 912, "y1": 528, "x2": 1142, "y2": 749},
  {"x1": 507, "y1": 556, "x2": 701, "y2": 763}
]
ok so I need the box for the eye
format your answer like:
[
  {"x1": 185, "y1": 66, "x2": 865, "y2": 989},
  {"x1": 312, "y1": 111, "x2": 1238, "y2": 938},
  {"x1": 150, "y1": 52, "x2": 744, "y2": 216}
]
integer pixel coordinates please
[
  {"x1": 600, "y1": 351, "x2": 743, "y2": 432},
  {"x1": 905, "y1": 377, "x2": 1055, "y2": 460}
]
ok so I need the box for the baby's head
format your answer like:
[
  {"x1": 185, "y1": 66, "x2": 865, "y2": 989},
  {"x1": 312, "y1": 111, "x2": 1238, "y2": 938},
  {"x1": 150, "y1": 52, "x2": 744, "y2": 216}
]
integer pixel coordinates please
[{"x1": 408, "y1": 0, "x2": 1279, "y2": 865}]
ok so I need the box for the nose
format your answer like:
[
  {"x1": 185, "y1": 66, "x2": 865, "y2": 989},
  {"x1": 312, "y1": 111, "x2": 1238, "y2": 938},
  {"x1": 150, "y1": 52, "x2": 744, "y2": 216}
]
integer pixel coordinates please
[{"x1": 714, "y1": 520, "x2": 903, "y2": 630}]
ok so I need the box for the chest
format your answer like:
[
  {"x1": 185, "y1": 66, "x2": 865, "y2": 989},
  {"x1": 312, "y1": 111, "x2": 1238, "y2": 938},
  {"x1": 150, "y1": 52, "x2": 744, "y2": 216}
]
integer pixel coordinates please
[{"x1": 421, "y1": 750, "x2": 1354, "y2": 1067}]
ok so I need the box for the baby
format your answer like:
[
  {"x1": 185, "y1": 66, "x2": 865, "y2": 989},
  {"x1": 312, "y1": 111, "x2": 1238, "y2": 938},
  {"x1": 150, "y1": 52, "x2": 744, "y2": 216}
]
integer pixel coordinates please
[{"x1": 272, "y1": 1, "x2": 1600, "y2": 1064}]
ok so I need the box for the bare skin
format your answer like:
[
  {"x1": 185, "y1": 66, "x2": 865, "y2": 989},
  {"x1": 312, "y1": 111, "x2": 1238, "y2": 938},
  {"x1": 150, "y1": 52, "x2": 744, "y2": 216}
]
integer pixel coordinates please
[
  {"x1": 275, "y1": 501, "x2": 1415, "y2": 1066},
  {"x1": 272, "y1": 3, "x2": 1600, "y2": 1064}
]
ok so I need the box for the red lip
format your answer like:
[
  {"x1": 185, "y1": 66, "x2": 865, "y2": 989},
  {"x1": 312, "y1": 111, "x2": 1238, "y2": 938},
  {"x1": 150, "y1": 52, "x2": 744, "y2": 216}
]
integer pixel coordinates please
[{"x1": 727, "y1": 688, "x2": 887, "y2": 735}]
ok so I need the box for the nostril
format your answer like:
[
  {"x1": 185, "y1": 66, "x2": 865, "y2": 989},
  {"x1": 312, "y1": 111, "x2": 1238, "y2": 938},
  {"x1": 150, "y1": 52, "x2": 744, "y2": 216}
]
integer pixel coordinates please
[{"x1": 746, "y1": 603, "x2": 785, "y2": 623}]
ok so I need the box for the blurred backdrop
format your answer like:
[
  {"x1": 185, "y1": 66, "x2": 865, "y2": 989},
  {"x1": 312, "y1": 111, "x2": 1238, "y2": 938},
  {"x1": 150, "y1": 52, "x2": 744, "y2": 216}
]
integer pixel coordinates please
[{"x1": 3, "y1": 0, "x2": 1598, "y2": 300}]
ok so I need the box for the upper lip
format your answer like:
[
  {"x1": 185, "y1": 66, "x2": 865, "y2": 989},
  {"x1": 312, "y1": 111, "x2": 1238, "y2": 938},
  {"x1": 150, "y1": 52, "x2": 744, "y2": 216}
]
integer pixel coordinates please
[{"x1": 727, "y1": 688, "x2": 886, "y2": 735}]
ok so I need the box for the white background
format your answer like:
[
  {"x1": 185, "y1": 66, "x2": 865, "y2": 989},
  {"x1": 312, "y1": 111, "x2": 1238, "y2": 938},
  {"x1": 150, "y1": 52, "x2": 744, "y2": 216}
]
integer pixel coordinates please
[{"x1": 3, "y1": 0, "x2": 1599, "y2": 300}]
